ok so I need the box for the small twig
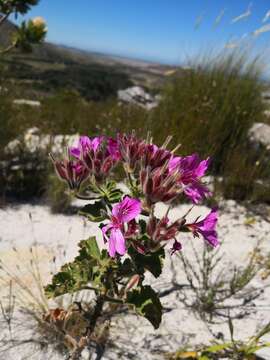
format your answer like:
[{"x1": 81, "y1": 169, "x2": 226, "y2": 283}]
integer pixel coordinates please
[{"x1": 0, "y1": 280, "x2": 15, "y2": 339}]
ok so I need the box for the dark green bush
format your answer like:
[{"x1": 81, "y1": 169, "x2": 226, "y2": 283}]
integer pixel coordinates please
[{"x1": 151, "y1": 50, "x2": 268, "y2": 201}]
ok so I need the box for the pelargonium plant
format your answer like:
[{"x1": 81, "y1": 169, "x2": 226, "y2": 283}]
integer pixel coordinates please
[{"x1": 46, "y1": 133, "x2": 218, "y2": 356}]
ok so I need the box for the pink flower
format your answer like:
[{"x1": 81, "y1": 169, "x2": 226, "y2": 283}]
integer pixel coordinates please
[
  {"x1": 187, "y1": 208, "x2": 219, "y2": 247},
  {"x1": 169, "y1": 154, "x2": 211, "y2": 203},
  {"x1": 102, "y1": 197, "x2": 141, "y2": 257},
  {"x1": 70, "y1": 136, "x2": 102, "y2": 159}
]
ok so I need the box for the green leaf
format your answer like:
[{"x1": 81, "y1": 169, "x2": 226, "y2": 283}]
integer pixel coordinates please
[
  {"x1": 228, "y1": 317, "x2": 234, "y2": 341},
  {"x1": 129, "y1": 247, "x2": 165, "y2": 278},
  {"x1": 81, "y1": 236, "x2": 101, "y2": 260},
  {"x1": 139, "y1": 219, "x2": 147, "y2": 233},
  {"x1": 127, "y1": 285, "x2": 162, "y2": 329},
  {"x1": 99, "y1": 181, "x2": 123, "y2": 203},
  {"x1": 204, "y1": 343, "x2": 232, "y2": 354},
  {"x1": 44, "y1": 237, "x2": 106, "y2": 298},
  {"x1": 79, "y1": 201, "x2": 107, "y2": 222}
]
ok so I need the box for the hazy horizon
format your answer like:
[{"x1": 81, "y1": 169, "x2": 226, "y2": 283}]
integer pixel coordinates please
[{"x1": 12, "y1": 0, "x2": 270, "y2": 65}]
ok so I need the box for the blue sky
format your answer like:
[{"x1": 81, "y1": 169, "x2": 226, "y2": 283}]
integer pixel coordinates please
[{"x1": 17, "y1": 0, "x2": 270, "y2": 64}]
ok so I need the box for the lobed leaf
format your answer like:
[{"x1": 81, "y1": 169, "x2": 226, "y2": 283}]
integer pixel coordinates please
[
  {"x1": 79, "y1": 201, "x2": 107, "y2": 222},
  {"x1": 45, "y1": 237, "x2": 108, "y2": 298},
  {"x1": 129, "y1": 247, "x2": 165, "y2": 278},
  {"x1": 126, "y1": 285, "x2": 162, "y2": 329}
]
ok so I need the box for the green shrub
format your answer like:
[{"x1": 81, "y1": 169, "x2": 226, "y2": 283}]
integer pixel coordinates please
[
  {"x1": 151, "y1": 50, "x2": 268, "y2": 200},
  {"x1": 153, "y1": 51, "x2": 265, "y2": 160},
  {"x1": 1, "y1": 49, "x2": 270, "y2": 204}
]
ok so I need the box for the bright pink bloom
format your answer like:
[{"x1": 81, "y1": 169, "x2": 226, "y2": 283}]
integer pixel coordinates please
[
  {"x1": 108, "y1": 138, "x2": 121, "y2": 160},
  {"x1": 187, "y1": 208, "x2": 219, "y2": 247},
  {"x1": 102, "y1": 197, "x2": 141, "y2": 257},
  {"x1": 169, "y1": 154, "x2": 211, "y2": 203},
  {"x1": 70, "y1": 135, "x2": 120, "y2": 182},
  {"x1": 70, "y1": 136, "x2": 102, "y2": 159}
]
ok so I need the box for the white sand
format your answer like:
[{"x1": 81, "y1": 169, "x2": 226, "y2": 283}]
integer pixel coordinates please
[{"x1": 0, "y1": 200, "x2": 270, "y2": 359}]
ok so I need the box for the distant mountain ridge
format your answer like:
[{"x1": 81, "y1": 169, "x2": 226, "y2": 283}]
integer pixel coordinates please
[
  {"x1": 0, "y1": 20, "x2": 176, "y2": 101},
  {"x1": 0, "y1": 19, "x2": 174, "y2": 76}
]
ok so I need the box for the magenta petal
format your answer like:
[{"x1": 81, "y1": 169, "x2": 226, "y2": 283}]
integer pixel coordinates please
[
  {"x1": 196, "y1": 208, "x2": 219, "y2": 247},
  {"x1": 195, "y1": 157, "x2": 210, "y2": 178},
  {"x1": 197, "y1": 208, "x2": 218, "y2": 230},
  {"x1": 112, "y1": 196, "x2": 141, "y2": 223},
  {"x1": 108, "y1": 138, "x2": 121, "y2": 160},
  {"x1": 168, "y1": 156, "x2": 181, "y2": 172},
  {"x1": 110, "y1": 228, "x2": 126, "y2": 256},
  {"x1": 184, "y1": 182, "x2": 211, "y2": 204},
  {"x1": 92, "y1": 136, "x2": 103, "y2": 152},
  {"x1": 102, "y1": 223, "x2": 113, "y2": 243},
  {"x1": 79, "y1": 136, "x2": 91, "y2": 149},
  {"x1": 108, "y1": 233, "x2": 116, "y2": 257},
  {"x1": 69, "y1": 147, "x2": 81, "y2": 159},
  {"x1": 201, "y1": 230, "x2": 219, "y2": 247}
]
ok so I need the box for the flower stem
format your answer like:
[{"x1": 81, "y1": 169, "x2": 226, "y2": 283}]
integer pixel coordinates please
[{"x1": 75, "y1": 193, "x2": 99, "y2": 201}]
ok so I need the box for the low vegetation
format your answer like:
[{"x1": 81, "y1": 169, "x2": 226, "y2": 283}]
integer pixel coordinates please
[{"x1": 1, "y1": 49, "x2": 270, "y2": 206}]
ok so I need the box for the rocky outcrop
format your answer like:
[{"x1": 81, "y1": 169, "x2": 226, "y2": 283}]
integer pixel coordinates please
[
  {"x1": 248, "y1": 122, "x2": 270, "y2": 150},
  {"x1": 2, "y1": 128, "x2": 79, "y2": 185},
  {"x1": 5, "y1": 127, "x2": 78, "y2": 157},
  {"x1": 117, "y1": 86, "x2": 159, "y2": 110}
]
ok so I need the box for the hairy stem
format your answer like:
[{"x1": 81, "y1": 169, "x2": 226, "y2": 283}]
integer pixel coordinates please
[
  {"x1": 87, "y1": 295, "x2": 105, "y2": 335},
  {"x1": 70, "y1": 295, "x2": 105, "y2": 360}
]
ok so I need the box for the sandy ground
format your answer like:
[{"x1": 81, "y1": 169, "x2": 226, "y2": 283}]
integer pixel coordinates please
[{"x1": 0, "y1": 199, "x2": 270, "y2": 359}]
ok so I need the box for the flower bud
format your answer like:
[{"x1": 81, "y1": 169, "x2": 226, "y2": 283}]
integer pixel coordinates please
[{"x1": 50, "y1": 155, "x2": 89, "y2": 191}]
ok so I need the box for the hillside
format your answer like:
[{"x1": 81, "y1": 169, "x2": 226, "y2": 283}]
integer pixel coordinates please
[{"x1": 0, "y1": 20, "x2": 175, "y2": 100}]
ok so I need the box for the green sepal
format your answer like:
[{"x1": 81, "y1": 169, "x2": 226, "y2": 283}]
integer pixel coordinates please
[{"x1": 99, "y1": 181, "x2": 123, "y2": 203}]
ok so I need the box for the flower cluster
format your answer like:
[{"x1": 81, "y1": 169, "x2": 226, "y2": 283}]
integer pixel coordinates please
[
  {"x1": 51, "y1": 135, "x2": 120, "y2": 187},
  {"x1": 51, "y1": 133, "x2": 218, "y2": 258},
  {"x1": 48, "y1": 132, "x2": 220, "y2": 337}
]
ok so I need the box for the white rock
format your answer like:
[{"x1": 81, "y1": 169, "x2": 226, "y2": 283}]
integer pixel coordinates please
[
  {"x1": 13, "y1": 99, "x2": 41, "y2": 107},
  {"x1": 117, "y1": 86, "x2": 159, "y2": 110},
  {"x1": 248, "y1": 122, "x2": 270, "y2": 150},
  {"x1": 4, "y1": 128, "x2": 79, "y2": 156}
]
